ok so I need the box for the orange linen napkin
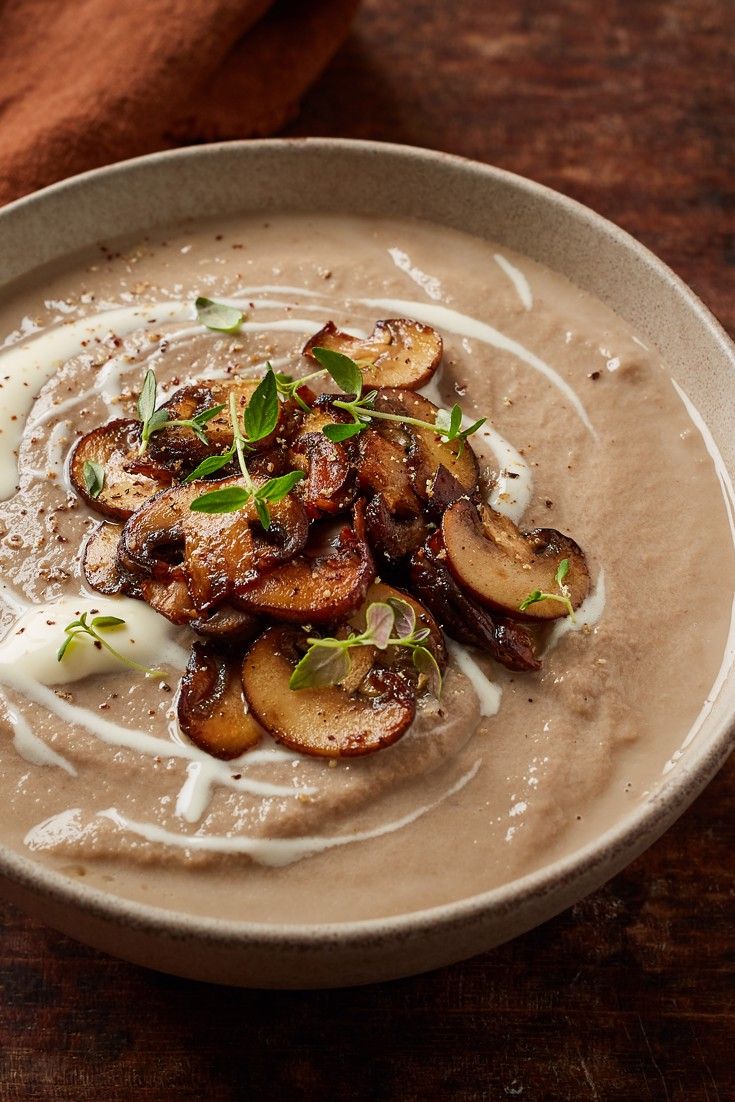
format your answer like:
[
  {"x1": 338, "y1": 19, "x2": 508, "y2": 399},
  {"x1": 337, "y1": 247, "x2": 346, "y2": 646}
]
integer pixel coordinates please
[{"x1": 0, "y1": 0, "x2": 359, "y2": 206}]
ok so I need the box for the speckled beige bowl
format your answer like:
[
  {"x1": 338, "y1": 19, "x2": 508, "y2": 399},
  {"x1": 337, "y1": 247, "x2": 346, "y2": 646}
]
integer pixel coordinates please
[{"x1": 1, "y1": 140, "x2": 734, "y2": 987}]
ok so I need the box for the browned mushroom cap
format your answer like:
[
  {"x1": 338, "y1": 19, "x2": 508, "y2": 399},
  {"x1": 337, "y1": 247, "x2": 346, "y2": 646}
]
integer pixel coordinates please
[
  {"x1": 356, "y1": 429, "x2": 419, "y2": 514},
  {"x1": 442, "y1": 499, "x2": 590, "y2": 621},
  {"x1": 185, "y1": 488, "x2": 310, "y2": 613},
  {"x1": 303, "y1": 319, "x2": 442, "y2": 390},
  {"x1": 285, "y1": 396, "x2": 360, "y2": 517},
  {"x1": 191, "y1": 605, "x2": 262, "y2": 644},
  {"x1": 234, "y1": 503, "x2": 375, "y2": 623},
  {"x1": 410, "y1": 530, "x2": 540, "y2": 672},
  {"x1": 138, "y1": 577, "x2": 197, "y2": 626},
  {"x1": 82, "y1": 523, "x2": 136, "y2": 595},
  {"x1": 354, "y1": 429, "x2": 427, "y2": 563},
  {"x1": 147, "y1": 378, "x2": 281, "y2": 475},
  {"x1": 118, "y1": 477, "x2": 309, "y2": 612},
  {"x1": 117, "y1": 480, "x2": 201, "y2": 579},
  {"x1": 372, "y1": 388, "x2": 480, "y2": 501},
  {"x1": 425, "y1": 464, "x2": 470, "y2": 517},
  {"x1": 178, "y1": 641, "x2": 263, "y2": 760},
  {"x1": 363, "y1": 494, "x2": 428, "y2": 565},
  {"x1": 242, "y1": 626, "x2": 416, "y2": 758},
  {"x1": 83, "y1": 542, "x2": 198, "y2": 626},
  {"x1": 70, "y1": 419, "x2": 173, "y2": 520},
  {"x1": 136, "y1": 574, "x2": 261, "y2": 640},
  {"x1": 289, "y1": 432, "x2": 357, "y2": 518},
  {"x1": 297, "y1": 393, "x2": 356, "y2": 434}
]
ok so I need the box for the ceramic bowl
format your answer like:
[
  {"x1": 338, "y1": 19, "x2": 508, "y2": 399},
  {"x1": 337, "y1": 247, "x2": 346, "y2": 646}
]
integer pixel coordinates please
[{"x1": 1, "y1": 139, "x2": 733, "y2": 987}]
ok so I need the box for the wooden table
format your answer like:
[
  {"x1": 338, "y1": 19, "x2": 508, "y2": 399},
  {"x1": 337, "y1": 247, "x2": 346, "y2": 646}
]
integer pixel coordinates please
[{"x1": 2, "y1": 2, "x2": 733, "y2": 1097}]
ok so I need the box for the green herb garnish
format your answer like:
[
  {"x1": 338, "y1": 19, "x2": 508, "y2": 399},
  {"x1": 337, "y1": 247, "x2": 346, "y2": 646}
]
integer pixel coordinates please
[
  {"x1": 136, "y1": 368, "x2": 224, "y2": 454},
  {"x1": 310, "y1": 347, "x2": 363, "y2": 395},
  {"x1": 195, "y1": 296, "x2": 244, "y2": 333},
  {"x1": 182, "y1": 451, "x2": 235, "y2": 482},
  {"x1": 274, "y1": 370, "x2": 324, "y2": 413},
  {"x1": 56, "y1": 612, "x2": 163, "y2": 675},
  {"x1": 257, "y1": 470, "x2": 306, "y2": 501},
  {"x1": 321, "y1": 422, "x2": 367, "y2": 443},
  {"x1": 82, "y1": 459, "x2": 105, "y2": 499},
  {"x1": 189, "y1": 486, "x2": 251, "y2": 513},
  {"x1": 518, "y1": 558, "x2": 576, "y2": 620},
  {"x1": 309, "y1": 346, "x2": 485, "y2": 454},
  {"x1": 289, "y1": 598, "x2": 442, "y2": 697},
  {"x1": 188, "y1": 368, "x2": 304, "y2": 527}
]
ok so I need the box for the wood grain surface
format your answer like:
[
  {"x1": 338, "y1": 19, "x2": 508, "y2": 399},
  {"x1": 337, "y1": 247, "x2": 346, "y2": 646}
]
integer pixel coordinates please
[{"x1": 2, "y1": 2, "x2": 734, "y2": 1098}]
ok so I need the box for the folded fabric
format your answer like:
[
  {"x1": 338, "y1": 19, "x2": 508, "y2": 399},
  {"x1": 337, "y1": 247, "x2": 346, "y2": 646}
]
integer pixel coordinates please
[{"x1": 0, "y1": 0, "x2": 359, "y2": 205}]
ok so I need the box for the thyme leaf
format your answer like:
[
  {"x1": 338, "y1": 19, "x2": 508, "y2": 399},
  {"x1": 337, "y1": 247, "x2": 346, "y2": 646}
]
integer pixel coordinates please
[
  {"x1": 289, "y1": 601, "x2": 443, "y2": 697},
  {"x1": 82, "y1": 459, "x2": 105, "y2": 499},
  {"x1": 56, "y1": 612, "x2": 163, "y2": 676},
  {"x1": 195, "y1": 296, "x2": 244, "y2": 333},
  {"x1": 309, "y1": 346, "x2": 363, "y2": 396},
  {"x1": 189, "y1": 389, "x2": 303, "y2": 526},
  {"x1": 312, "y1": 347, "x2": 485, "y2": 449},
  {"x1": 135, "y1": 368, "x2": 223, "y2": 453},
  {"x1": 518, "y1": 558, "x2": 576, "y2": 620}
]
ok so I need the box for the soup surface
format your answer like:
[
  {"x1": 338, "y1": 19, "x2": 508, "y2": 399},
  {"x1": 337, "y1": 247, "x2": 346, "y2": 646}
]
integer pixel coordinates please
[{"x1": 0, "y1": 213, "x2": 732, "y2": 923}]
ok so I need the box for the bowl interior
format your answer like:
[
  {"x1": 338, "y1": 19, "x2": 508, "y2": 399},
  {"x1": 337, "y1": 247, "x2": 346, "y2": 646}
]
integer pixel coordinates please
[{"x1": 0, "y1": 139, "x2": 734, "y2": 967}]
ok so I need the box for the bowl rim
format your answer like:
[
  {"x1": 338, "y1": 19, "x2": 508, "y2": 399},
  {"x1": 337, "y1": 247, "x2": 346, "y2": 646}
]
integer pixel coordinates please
[{"x1": 1, "y1": 136, "x2": 734, "y2": 951}]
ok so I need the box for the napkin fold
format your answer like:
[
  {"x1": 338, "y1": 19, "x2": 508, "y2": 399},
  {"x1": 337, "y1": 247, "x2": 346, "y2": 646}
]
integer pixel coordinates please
[{"x1": 0, "y1": 0, "x2": 359, "y2": 205}]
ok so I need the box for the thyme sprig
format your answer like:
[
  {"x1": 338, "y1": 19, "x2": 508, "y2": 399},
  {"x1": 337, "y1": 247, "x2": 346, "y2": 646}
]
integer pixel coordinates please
[
  {"x1": 56, "y1": 612, "x2": 163, "y2": 676},
  {"x1": 187, "y1": 368, "x2": 304, "y2": 528},
  {"x1": 136, "y1": 368, "x2": 224, "y2": 454},
  {"x1": 308, "y1": 347, "x2": 485, "y2": 454},
  {"x1": 274, "y1": 369, "x2": 325, "y2": 412},
  {"x1": 519, "y1": 558, "x2": 576, "y2": 620},
  {"x1": 289, "y1": 598, "x2": 442, "y2": 697}
]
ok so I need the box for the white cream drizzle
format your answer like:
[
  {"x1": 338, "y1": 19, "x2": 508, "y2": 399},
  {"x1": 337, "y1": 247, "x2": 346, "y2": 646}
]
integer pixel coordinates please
[
  {"x1": 2, "y1": 314, "x2": 44, "y2": 349},
  {"x1": 359, "y1": 295, "x2": 595, "y2": 435},
  {"x1": 0, "y1": 592, "x2": 313, "y2": 815},
  {"x1": 493, "y1": 253, "x2": 533, "y2": 310},
  {"x1": 233, "y1": 297, "x2": 330, "y2": 317},
  {"x1": 0, "y1": 300, "x2": 334, "y2": 497},
  {"x1": 445, "y1": 640, "x2": 502, "y2": 716},
  {"x1": 418, "y1": 379, "x2": 532, "y2": 523},
  {"x1": 0, "y1": 594, "x2": 186, "y2": 685},
  {"x1": 0, "y1": 276, "x2": 614, "y2": 864},
  {"x1": 5, "y1": 698, "x2": 76, "y2": 776},
  {"x1": 470, "y1": 418, "x2": 531, "y2": 523},
  {"x1": 387, "y1": 248, "x2": 443, "y2": 301},
  {"x1": 233, "y1": 284, "x2": 325, "y2": 299},
  {"x1": 64, "y1": 759, "x2": 483, "y2": 866},
  {"x1": 24, "y1": 807, "x2": 84, "y2": 851},
  {"x1": 545, "y1": 571, "x2": 607, "y2": 652},
  {"x1": 1, "y1": 670, "x2": 315, "y2": 806},
  {"x1": 187, "y1": 353, "x2": 294, "y2": 387},
  {"x1": 23, "y1": 419, "x2": 73, "y2": 484},
  {"x1": 25, "y1": 317, "x2": 326, "y2": 429},
  {"x1": 0, "y1": 302, "x2": 189, "y2": 494},
  {"x1": 174, "y1": 746, "x2": 312, "y2": 823},
  {"x1": 89, "y1": 326, "x2": 203, "y2": 416}
]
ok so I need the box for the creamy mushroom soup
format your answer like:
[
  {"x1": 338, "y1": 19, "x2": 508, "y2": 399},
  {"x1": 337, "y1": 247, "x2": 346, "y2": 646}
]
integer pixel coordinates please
[{"x1": 0, "y1": 213, "x2": 732, "y2": 924}]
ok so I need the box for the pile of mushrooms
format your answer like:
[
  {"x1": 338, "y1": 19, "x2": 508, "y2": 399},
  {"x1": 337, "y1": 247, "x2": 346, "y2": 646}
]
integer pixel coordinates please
[{"x1": 71, "y1": 317, "x2": 590, "y2": 761}]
